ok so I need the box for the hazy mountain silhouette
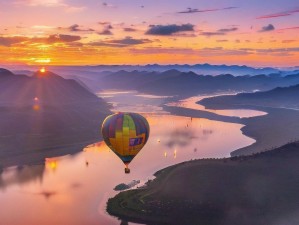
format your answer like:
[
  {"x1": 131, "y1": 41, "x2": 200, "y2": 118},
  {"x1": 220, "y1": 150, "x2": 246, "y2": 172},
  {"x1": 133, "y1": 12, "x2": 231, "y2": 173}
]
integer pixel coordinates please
[
  {"x1": 0, "y1": 70, "x2": 104, "y2": 106},
  {"x1": 99, "y1": 69, "x2": 299, "y2": 96},
  {"x1": 0, "y1": 68, "x2": 15, "y2": 76},
  {"x1": 0, "y1": 68, "x2": 111, "y2": 168},
  {"x1": 200, "y1": 83, "x2": 299, "y2": 109},
  {"x1": 101, "y1": 70, "x2": 164, "y2": 89},
  {"x1": 83, "y1": 64, "x2": 280, "y2": 76},
  {"x1": 49, "y1": 69, "x2": 111, "y2": 92}
]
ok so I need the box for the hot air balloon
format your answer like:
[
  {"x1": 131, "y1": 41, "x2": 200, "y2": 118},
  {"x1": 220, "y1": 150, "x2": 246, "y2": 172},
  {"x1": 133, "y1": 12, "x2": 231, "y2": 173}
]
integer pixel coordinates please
[{"x1": 101, "y1": 112, "x2": 150, "y2": 173}]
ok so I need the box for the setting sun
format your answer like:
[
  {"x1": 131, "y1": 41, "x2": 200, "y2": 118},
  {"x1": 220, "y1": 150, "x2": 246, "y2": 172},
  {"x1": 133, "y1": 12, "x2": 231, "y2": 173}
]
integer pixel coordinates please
[{"x1": 40, "y1": 67, "x2": 46, "y2": 73}]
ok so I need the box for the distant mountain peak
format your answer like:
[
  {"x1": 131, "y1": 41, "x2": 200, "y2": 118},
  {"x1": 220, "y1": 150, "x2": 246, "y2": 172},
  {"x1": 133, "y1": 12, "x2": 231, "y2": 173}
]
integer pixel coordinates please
[{"x1": 32, "y1": 70, "x2": 62, "y2": 79}]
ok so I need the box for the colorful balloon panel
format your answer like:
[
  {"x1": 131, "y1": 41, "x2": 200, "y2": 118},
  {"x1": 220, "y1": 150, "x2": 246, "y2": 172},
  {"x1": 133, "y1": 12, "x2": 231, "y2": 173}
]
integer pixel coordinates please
[{"x1": 101, "y1": 112, "x2": 150, "y2": 164}]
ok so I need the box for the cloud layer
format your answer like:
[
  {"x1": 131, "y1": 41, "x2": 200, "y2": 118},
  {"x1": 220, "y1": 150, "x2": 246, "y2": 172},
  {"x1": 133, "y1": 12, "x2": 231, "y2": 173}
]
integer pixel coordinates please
[
  {"x1": 0, "y1": 34, "x2": 81, "y2": 46},
  {"x1": 89, "y1": 36, "x2": 152, "y2": 47}
]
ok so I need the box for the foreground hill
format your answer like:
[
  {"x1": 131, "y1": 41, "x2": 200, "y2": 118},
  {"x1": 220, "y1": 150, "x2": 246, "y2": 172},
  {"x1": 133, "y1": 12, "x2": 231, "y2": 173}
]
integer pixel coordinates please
[
  {"x1": 107, "y1": 141, "x2": 299, "y2": 225},
  {"x1": 0, "y1": 68, "x2": 111, "y2": 168}
]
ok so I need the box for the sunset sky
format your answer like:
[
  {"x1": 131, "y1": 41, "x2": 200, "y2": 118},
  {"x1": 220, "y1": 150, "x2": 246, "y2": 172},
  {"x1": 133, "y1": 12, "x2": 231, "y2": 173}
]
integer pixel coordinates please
[{"x1": 0, "y1": 0, "x2": 299, "y2": 67}]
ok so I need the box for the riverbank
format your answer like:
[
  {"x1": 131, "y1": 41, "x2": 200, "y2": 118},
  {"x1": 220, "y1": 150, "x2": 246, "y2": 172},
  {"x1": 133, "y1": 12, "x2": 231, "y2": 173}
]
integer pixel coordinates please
[
  {"x1": 0, "y1": 138, "x2": 100, "y2": 168},
  {"x1": 198, "y1": 95, "x2": 299, "y2": 156},
  {"x1": 107, "y1": 141, "x2": 299, "y2": 225},
  {"x1": 163, "y1": 103, "x2": 299, "y2": 156}
]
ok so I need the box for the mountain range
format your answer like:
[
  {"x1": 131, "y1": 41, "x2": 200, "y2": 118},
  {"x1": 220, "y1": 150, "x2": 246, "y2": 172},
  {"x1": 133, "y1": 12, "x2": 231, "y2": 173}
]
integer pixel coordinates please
[
  {"x1": 9, "y1": 63, "x2": 293, "y2": 77},
  {"x1": 52, "y1": 64, "x2": 280, "y2": 76},
  {"x1": 96, "y1": 69, "x2": 299, "y2": 96}
]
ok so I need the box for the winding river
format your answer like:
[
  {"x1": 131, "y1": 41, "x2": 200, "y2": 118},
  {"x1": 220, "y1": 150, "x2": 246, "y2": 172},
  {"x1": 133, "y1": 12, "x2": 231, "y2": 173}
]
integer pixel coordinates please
[{"x1": 0, "y1": 91, "x2": 265, "y2": 225}]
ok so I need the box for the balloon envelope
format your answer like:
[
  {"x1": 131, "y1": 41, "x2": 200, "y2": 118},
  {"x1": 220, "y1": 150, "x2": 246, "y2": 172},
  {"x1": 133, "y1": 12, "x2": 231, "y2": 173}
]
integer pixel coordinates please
[{"x1": 101, "y1": 112, "x2": 150, "y2": 166}]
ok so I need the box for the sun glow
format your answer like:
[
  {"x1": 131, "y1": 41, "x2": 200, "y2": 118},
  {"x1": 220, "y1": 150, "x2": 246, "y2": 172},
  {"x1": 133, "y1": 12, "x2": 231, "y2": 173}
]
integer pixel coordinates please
[
  {"x1": 35, "y1": 58, "x2": 51, "y2": 63},
  {"x1": 40, "y1": 67, "x2": 46, "y2": 73}
]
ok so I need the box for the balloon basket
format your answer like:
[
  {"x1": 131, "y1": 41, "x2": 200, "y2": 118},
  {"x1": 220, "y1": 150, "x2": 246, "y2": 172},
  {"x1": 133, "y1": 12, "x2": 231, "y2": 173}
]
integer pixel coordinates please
[{"x1": 125, "y1": 167, "x2": 130, "y2": 174}]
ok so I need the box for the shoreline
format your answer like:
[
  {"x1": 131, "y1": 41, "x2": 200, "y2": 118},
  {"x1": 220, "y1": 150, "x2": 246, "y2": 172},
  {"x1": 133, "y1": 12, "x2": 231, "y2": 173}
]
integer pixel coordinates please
[
  {"x1": 163, "y1": 101, "x2": 299, "y2": 156},
  {"x1": 196, "y1": 100, "x2": 299, "y2": 156},
  {"x1": 0, "y1": 137, "x2": 102, "y2": 169}
]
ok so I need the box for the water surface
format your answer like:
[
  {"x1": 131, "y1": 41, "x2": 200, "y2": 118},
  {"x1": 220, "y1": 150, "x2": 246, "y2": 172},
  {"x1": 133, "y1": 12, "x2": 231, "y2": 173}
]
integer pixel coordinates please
[
  {"x1": 0, "y1": 91, "x2": 260, "y2": 225},
  {"x1": 167, "y1": 95, "x2": 267, "y2": 118}
]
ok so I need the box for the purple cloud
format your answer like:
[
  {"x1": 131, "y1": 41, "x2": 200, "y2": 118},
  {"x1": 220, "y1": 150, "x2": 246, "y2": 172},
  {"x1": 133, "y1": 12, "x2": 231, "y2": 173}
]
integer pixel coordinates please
[
  {"x1": 145, "y1": 24, "x2": 194, "y2": 36},
  {"x1": 178, "y1": 7, "x2": 238, "y2": 14},
  {"x1": 259, "y1": 24, "x2": 275, "y2": 32},
  {"x1": 89, "y1": 36, "x2": 152, "y2": 47},
  {"x1": 257, "y1": 7, "x2": 299, "y2": 19}
]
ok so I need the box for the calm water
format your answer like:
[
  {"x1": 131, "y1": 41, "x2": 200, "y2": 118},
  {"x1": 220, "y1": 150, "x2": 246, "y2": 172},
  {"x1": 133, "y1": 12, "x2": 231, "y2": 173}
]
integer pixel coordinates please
[
  {"x1": 167, "y1": 95, "x2": 267, "y2": 118},
  {"x1": 0, "y1": 91, "x2": 263, "y2": 225}
]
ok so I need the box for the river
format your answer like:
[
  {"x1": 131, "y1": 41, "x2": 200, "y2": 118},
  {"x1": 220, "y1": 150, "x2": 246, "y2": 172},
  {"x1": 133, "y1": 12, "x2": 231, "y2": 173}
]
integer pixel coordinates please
[{"x1": 0, "y1": 91, "x2": 265, "y2": 225}]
